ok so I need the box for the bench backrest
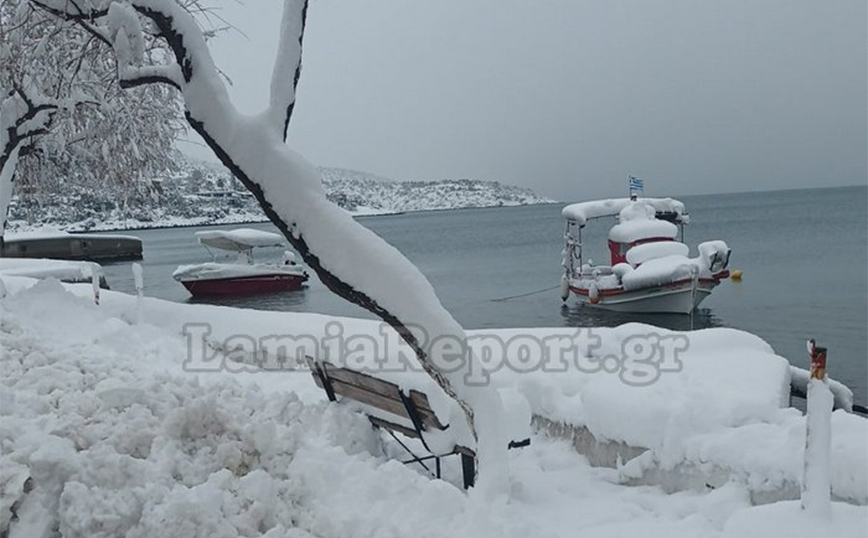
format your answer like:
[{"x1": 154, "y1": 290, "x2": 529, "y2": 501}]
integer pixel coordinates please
[{"x1": 306, "y1": 357, "x2": 446, "y2": 433}]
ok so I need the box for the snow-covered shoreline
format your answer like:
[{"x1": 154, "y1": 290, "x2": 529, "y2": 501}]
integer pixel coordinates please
[
  {"x1": 2, "y1": 275, "x2": 865, "y2": 537},
  {"x1": 6, "y1": 163, "x2": 557, "y2": 235},
  {"x1": 5, "y1": 201, "x2": 557, "y2": 235}
]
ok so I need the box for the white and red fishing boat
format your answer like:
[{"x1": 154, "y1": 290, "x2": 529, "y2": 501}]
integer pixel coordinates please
[
  {"x1": 560, "y1": 190, "x2": 731, "y2": 314},
  {"x1": 173, "y1": 229, "x2": 308, "y2": 297}
]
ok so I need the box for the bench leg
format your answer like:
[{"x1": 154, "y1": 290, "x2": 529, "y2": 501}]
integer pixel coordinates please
[{"x1": 461, "y1": 454, "x2": 475, "y2": 489}]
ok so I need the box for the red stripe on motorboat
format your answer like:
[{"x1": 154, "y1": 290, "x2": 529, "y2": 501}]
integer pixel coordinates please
[{"x1": 182, "y1": 273, "x2": 308, "y2": 296}]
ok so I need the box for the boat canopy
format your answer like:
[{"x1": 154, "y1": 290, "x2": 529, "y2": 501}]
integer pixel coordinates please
[
  {"x1": 195, "y1": 229, "x2": 285, "y2": 252},
  {"x1": 562, "y1": 197, "x2": 688, "y2": 226}
]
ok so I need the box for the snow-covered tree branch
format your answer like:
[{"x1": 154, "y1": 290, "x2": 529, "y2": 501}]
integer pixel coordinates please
[
  {"x1": 268, "y1": 0, "x2": 307, "y2": 140},
  {"x1": 0, "y1": 86, "x2": 57, "y2": 236},
  {"x1": 21, "y1": 0, "x2": 508, "y2": 492}
]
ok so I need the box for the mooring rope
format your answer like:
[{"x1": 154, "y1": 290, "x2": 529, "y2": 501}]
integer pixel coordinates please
[{"x1": 491, "y1": 284, "x2": 560, "y2": 302}]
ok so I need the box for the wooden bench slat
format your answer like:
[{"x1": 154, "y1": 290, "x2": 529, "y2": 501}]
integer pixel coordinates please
[
  {"x1": 322, "y1": 364, "x2": 441, "y2": 422},
  {"x1": 325, "y1": 378, "x2": 444, "y2": 432},
  {"x1": 310, "y1": 360, "x2": 446, "y2": 430},
  {"x1": 322, "y1": 362, "x2": 402, "y2": 398},
  {"x1": 328, "y1": 378, "x2": 414, "y2": 419}
]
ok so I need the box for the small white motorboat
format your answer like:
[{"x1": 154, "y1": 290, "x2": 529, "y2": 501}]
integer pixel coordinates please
[
  {"x1": 560, "y1": 194, "x2": 731, "y2": 314},
  {"x1": 173, "y1": 228, "x2": 308, "y2": 296}
]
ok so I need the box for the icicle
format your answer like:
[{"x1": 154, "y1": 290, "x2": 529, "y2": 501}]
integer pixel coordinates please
[
  {"x1": 86, "y1": 263, "x2": 101, "y2": 305},
  {"x1": 131, "y1": 262, "x2": 143, "y2": 324}
]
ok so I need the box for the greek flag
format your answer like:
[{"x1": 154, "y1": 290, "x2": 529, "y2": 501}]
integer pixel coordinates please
[{"x1": 629, "y1": 176, "x2": 644, "y2": 193}]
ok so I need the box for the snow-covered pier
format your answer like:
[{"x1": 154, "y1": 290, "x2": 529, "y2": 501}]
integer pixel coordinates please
[
  {"x1": 1, "y1": 231, "x2": 142, "y2": 261},
  {"x1": 0, "y1": 258, "x2": 109, "y2": 289}
]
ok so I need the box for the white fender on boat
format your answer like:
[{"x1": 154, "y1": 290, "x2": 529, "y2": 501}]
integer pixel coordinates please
[
  {"x1": 560, "y1": 275, "x2": 570, "y2": 301},
  {"x1": 589, "y1": 283, "x2": 600, "y2": 304}
]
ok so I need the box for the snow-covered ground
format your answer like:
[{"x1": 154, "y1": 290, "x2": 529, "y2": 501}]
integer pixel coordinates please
[{"x1": 1, "y1": 276, "x2": 866, "y2": 537}]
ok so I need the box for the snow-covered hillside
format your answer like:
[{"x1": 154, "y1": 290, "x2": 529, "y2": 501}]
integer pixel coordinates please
[
  {"x1": 319, "y1": 168, "x2": 554, "y2": 214},
  {"x1": 6, "y1": 158, "x2": 555, "y2": 233}
]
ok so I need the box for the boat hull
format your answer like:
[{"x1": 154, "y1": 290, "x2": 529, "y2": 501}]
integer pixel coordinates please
[
  {"x1": 180, "y1": 273, "x2": 307, "y2": 297},
  {"x1": 569, "y1": 277, "x2": 722, "y2": 314}
]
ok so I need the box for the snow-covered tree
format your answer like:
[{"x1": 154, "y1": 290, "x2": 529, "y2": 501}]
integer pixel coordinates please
[
  {"x1": 23, "y1": 0, "x2": 509, "y2": 492},
  {"x1": 0, "y1": 0, "x2": 185, "y2": 236}
]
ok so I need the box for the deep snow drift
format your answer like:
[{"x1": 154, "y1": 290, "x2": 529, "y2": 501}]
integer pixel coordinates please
[{"x1": 1, "y1": 277, "x2": 866, "y2": 537}]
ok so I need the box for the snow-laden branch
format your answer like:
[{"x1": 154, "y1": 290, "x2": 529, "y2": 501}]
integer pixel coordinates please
[
  {"x1": 28, "y1": 0, "x2": 110, "y2": 25},
  {"x1": 27, "y1": 0, "x2": 509, "y2": 494},
  {"x1": 1, "y1": 87, "x2": 58, "y2": 236},
  {"x1": 108, "y1": 3, "x2": 182, "y2": 89},
  {"x1": 118, "y1": 64, "x2": 182, "y2": 90},
  {"x1": 269, "y1": 0, "x2": 308, "y2": 140}
]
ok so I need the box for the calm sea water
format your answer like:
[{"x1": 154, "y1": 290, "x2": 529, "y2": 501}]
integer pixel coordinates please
[{"x1": 98, "y1": 186, "x2": 867, "y2": 405}]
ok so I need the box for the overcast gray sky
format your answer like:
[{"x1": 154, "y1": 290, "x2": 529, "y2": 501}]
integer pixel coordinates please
[{"x1": 183, "y1": 0, "x2": 867, "y2": 201}]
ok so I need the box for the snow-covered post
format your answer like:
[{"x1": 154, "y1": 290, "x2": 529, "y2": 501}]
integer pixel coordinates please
[
  {"x1": 801, "y1": 339, "x2": 832, "y2": 518},
  {"x1": 27, "y1": 0, "x2": 508, "y2": 493},
  {"x1": 132, "y1": 262, "x2": 143, "y2": 324},
  {"x1": 85, "y1": 263, "x2": 101, "y2": 305}
]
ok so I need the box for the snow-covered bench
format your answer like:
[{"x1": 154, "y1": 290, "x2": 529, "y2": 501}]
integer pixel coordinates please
[{"x1": 306, "y1": 357, "x2": 529, "y2": 489}]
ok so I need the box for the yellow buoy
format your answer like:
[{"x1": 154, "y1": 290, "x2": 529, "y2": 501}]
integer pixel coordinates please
[{"x1": 730, "y1": 269, "x2": 743, "y2": 281}]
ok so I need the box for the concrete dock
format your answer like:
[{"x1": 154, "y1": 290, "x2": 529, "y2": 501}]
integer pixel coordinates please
[{"x1": 1, "y1": 232, "x2": 143, "y2": 261}]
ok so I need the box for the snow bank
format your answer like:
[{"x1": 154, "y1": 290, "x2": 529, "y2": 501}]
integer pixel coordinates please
[
  {"x1": 0, "y1": 258, "x2": 104, "y2": 286},
  {"x1": 2, "y1": 278, "x2": 866, "y2": 537},
  {"x1": 722, "y1": 500, "x2": 866, "y2": 538},
  {"x1": 1, "y1": 281, "x2": 382, "y2": 537}
]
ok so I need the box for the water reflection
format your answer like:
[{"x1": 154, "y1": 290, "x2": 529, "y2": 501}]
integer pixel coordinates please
[
  {"x1": 560, "y1": 303, "x2": 724, "y2": 332},
  {"x1": 186, "y1": 286, "x2": 310, "y2": 311}
]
